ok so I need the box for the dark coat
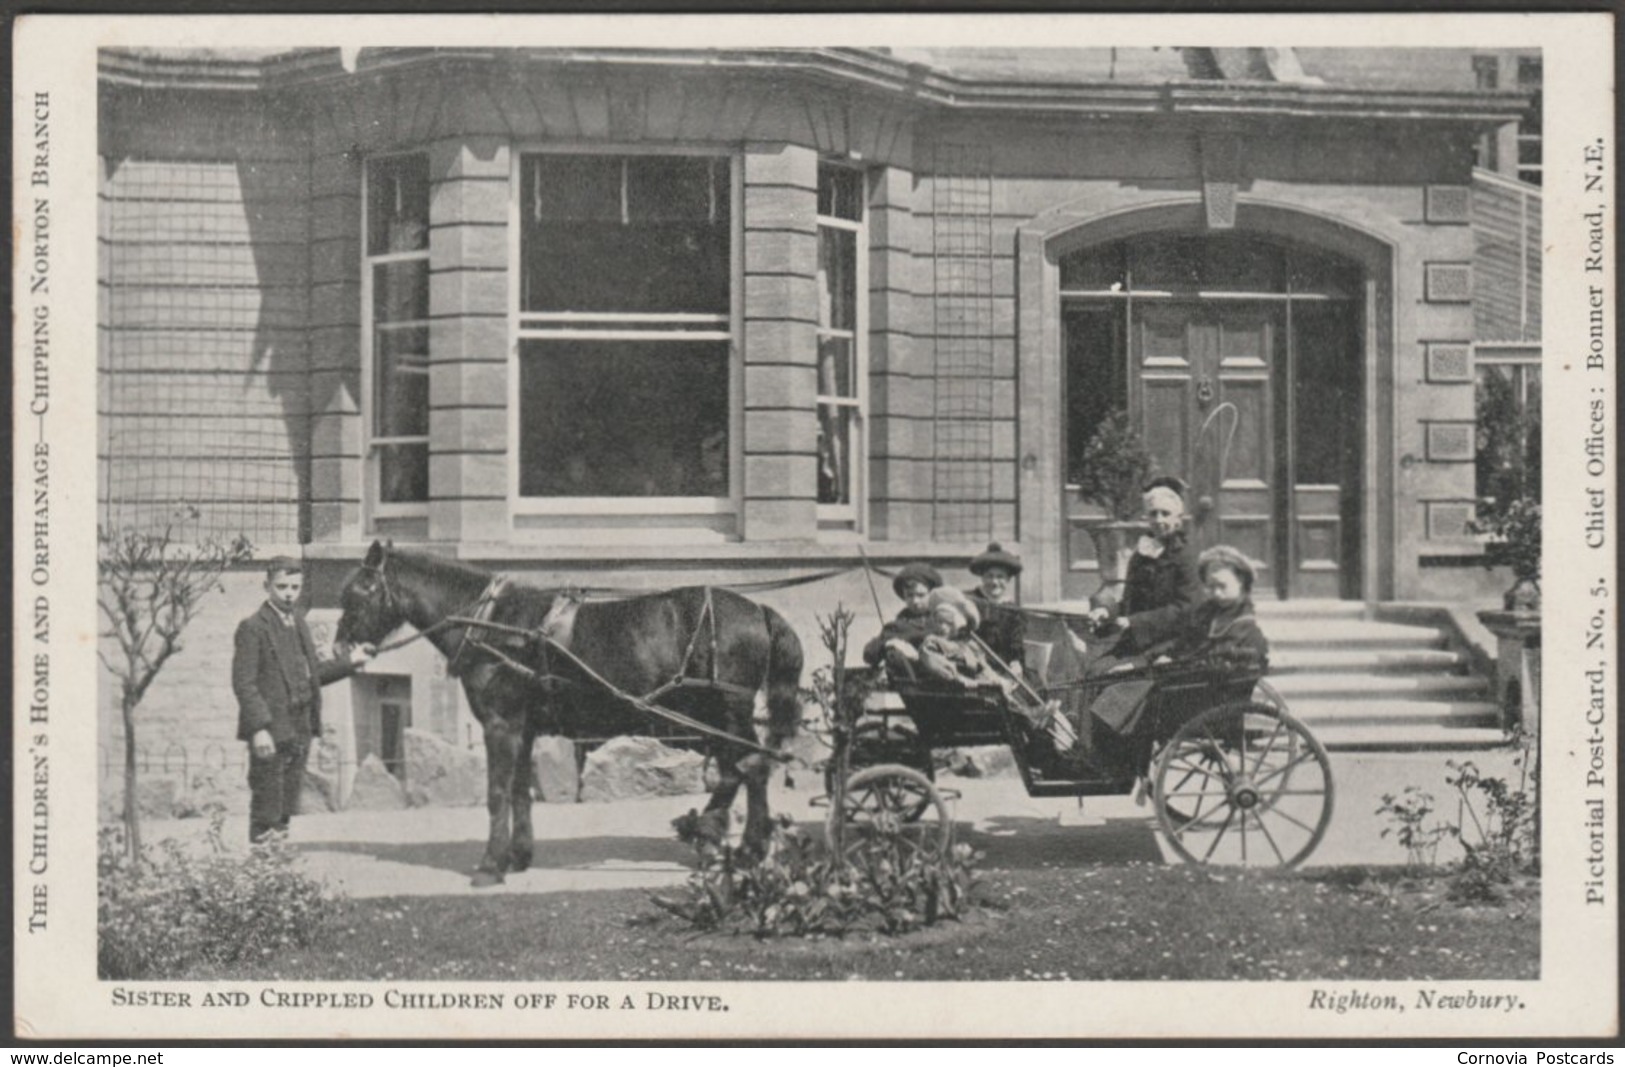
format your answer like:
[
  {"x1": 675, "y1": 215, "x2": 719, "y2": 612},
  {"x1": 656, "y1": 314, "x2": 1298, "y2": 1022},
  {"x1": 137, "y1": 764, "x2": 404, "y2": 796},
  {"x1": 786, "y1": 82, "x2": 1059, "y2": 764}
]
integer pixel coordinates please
[
  {"x1": 1091, "y1": 535, "x2": 1204, "y2": 652},
  {"x1": 862, "y1": 606, "x2": 936, "y2": 666},
  {"x1": 1162, "y1": 598, "x2": 1270, "y2": 666},
  {"x1": 1090, "y1": 597, "x2": 1269, "y2": 736},
  {"x1": 232, "y1": 603, "x2": 353, "y2": 743},
  {"x1": 966, "y1": 588, "x2": 1026, "y2": 671}
]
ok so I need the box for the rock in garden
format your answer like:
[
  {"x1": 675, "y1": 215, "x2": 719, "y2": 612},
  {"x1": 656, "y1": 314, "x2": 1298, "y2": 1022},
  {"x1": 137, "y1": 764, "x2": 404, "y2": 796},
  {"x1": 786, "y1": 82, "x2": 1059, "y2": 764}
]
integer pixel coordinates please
[
  {"x1": 133, "y1": 777, "x2": 180, "y2": 819},
  {"x1": 579, "y1": 736, "x2": 706, "y2": 802},
  {"x1": 946, "y1": 745, "x2": 1018, "y2": 779},
  {"x1": 532, "y1": 735, "x2": 580, "y2": 803},
  {"x1": 299, "y1": 772, "x2": 334, "y2": 814},
  {"x1": 348, "y1": 754, "x2": 408, "y2": 811},
  {"x1": 403, "y1": 728, "x2": 487, "y2": 807},
  {"x1": 174, "y1": 767, "x2": 250, "y2": 818}
]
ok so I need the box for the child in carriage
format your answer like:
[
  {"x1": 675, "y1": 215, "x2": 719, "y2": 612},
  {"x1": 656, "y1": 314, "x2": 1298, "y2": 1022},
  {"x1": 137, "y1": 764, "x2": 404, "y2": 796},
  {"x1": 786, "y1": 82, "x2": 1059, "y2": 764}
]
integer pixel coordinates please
[
  {"x1": 915, "y1": 587, "x2": 990, "y2": 686},
  {"x1": 1087, "y1": 544, "x2": 1269, "y2": 735},
  {"x1": 861, "y1": 562, "x2": 944, "y2": 678}
]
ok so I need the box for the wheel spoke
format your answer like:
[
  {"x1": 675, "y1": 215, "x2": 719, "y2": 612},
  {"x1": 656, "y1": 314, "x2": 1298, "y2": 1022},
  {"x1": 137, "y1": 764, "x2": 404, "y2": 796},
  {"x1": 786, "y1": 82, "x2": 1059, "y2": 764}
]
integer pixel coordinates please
[
  {"x1": 1167, "y1": 757, "x2": 1229, "y2": 786},
  {"x1": 1252, "y1": 809, "x2": 1287, "y2": 864},
  {"x1": 1262, "y1": 804, "x2": 1320, "y2": 836},
  {"x1": 1249, "y1": 719, "x2": 1287, "y2": 778},
  {"x1": 1200, "y1": 807, "x2": 1237, "y2": 862},
  {"x1": 1253, "y1": 746, "x2": 1321, "y2": 790}
]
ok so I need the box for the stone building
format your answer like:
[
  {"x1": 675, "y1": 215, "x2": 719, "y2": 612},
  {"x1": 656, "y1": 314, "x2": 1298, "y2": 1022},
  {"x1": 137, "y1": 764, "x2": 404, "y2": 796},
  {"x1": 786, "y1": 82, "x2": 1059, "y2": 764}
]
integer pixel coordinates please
[{"x1": 97, "y1": 46, "x2": 1541, "y2": 807}]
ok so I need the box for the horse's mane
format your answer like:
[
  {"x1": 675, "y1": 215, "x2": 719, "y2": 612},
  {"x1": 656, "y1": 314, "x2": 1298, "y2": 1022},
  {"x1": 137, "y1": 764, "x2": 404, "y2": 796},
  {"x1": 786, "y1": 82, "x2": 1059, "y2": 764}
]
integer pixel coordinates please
[{"x1": 386, "y1": 546, "x2": 495, "y2": 587}]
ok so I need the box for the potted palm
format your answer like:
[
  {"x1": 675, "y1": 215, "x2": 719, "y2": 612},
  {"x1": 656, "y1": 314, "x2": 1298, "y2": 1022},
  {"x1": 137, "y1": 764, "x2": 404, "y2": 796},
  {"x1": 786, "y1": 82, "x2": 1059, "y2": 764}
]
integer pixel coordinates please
[{"x1": 1074, "y1": 409, "x2": 1158, "y2": 594}]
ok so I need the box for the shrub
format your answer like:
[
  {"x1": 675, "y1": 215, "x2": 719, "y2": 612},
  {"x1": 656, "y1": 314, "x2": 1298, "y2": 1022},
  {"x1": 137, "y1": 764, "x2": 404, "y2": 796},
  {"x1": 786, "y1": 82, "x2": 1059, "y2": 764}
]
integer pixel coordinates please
[
  {"x1": 99, "y1": 808, "x2": 337, "y2": 979},
  {"x1": 653, "y1": 811, "x2": 980, "y2": 938},
  {"x1": 1444, "y1": 744, "x2": 1539, "y2": 904},
  {"x1": 1374, "y1": 734, "x2": 1538, "y2": 905},
  {"x1": 1074, "y1": 409, "x2": 1158, "y2": 522}
]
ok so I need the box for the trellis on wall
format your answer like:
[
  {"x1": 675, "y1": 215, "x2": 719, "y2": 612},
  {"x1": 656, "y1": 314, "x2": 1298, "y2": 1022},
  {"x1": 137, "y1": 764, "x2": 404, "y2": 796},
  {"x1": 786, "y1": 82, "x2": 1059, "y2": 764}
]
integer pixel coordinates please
[
  {"x1": 100, "y1": 156, "x2": 312, "y2": 546},
  {"x1": 929, "y1": 140, "x2": 1000, "y2": 542}
]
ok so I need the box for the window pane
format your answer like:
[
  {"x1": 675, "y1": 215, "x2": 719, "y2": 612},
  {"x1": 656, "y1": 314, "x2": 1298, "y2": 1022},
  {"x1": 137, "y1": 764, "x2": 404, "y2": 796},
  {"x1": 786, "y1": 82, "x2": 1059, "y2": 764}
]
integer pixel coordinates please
[
  {"x1": 519, "y1": 339, "x2": 729, "y2": 497},
  {"x1": 627, "y1": 157, "x2": 724, "y2": 223},
  {"x1": 1059, "y1": 243, "x2": 1127, "y2": 291},
  {"x1": 378, "y1": 443, "x2": 429, "y2": 504},
  {"x1": 817, "y1": 403, "x2": 853, "y2": 505},
  {"x1": 530, "y1": 155, "x2": 622, "y2": 221},
  {"x1": 817, "y1": 335, "x2": 854, "y2": 400},
  {"x1": 367, "y1": 155, "x2": 429, "y2": 257},
  {"x1": 818, "y1": 227, "x2": 856, "y2": 332},
  {"x1": 1292, "y1": 303, "x2": 1362, "y2": 486},
  {"x1": 1476, "y1": 363, "x2": 1542, "y2": 504},
  {"x1": 374, "y1": 260, "x2": 428, "y2": 323},
  {"x1": 522, "y1": 155, "x2": 730, "y2": 315},
  {"x1": 374, "y1": 327, "x2": 429, "y2": 438},
  {"x1": 817, "y1": 164, "x2": 863, "y2": 222}
]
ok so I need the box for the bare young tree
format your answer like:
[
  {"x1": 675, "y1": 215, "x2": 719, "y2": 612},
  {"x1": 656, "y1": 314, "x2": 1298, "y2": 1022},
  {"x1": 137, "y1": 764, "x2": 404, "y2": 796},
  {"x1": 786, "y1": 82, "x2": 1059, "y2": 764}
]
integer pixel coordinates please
[{"x1": 98, "y1": 513, "x2": 254, "y2": 860}]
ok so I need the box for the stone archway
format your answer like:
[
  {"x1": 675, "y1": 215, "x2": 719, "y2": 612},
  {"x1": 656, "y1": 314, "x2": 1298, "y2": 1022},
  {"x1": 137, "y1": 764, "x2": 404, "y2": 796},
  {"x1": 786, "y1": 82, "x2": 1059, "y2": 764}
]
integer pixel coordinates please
[{"x1": 1016, "y1": 194, "x2": 1399, "y2": 604}]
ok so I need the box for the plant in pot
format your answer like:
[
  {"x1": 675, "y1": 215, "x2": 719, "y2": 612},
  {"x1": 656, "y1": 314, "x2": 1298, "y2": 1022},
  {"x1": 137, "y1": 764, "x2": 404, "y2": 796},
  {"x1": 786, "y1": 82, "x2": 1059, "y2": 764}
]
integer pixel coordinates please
[
  {"x1": 1073, "y1": 409, "x2": 1159, "y2": 595},
  {"x1": 1472, "y1": 495, "x2": 1541, "y2": 612}
]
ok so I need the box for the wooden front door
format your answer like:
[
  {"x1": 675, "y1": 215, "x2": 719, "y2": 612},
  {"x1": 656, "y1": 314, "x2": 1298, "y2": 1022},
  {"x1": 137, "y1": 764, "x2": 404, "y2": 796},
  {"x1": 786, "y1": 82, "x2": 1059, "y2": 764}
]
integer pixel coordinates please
[
  {"x1": 1132, "y1": 301, "x2": 1281, "y2": 594},
  {"x1": 1061, "y1": 235, "x2": 1365, "y2": 601}
]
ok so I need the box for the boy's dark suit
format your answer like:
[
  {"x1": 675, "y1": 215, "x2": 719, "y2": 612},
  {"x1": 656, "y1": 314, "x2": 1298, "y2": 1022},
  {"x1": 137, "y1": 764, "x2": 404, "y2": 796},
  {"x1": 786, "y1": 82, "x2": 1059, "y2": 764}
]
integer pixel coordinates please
[{"x1": 232, "y1": 603, "x2": 354, "y2": 841}]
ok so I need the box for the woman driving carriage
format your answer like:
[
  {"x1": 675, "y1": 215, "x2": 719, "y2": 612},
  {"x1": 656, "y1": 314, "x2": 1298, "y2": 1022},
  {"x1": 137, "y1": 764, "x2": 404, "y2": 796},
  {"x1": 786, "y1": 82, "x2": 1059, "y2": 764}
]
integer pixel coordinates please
[{"x1": 1085, "y1": 476, "x2": 1205, "y2": 655}]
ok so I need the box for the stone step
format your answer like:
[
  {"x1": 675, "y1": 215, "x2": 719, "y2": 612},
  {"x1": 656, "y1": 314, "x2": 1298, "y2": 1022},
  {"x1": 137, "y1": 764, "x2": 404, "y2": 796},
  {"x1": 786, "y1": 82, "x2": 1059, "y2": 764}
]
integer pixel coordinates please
[
  {"x1": 1288, "y1": 697, "x2": 1503, "y2": 730},
  {"x1": 1269, "y1": 672, "x2": 1489, "y2": 699},
  {"x1": 1270, "y1": 648, "x2": 1470, "y2": 674},
  {"x1": 1314, "y1": 724, "x2": 1515, "y2": 752},
  {"x1": 1254, "y1": 599, "x2": 1368, "y2": 618},
  {"x1": 1261, "y1": 619, "x2": 1449, "y2": 649}
]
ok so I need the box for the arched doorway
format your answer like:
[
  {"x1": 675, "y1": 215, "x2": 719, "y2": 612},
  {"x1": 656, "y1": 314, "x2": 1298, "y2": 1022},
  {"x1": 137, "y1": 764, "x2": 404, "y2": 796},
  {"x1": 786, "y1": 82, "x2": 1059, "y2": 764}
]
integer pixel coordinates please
[{"x1": 1060, "y1": 232, "x2": 1365, "y2": 599}]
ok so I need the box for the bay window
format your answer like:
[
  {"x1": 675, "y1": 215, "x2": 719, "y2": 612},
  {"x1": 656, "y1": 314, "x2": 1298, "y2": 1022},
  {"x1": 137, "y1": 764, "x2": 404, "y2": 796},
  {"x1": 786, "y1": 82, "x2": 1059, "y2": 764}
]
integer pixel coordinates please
[
  {"x1": 516, "y1": 152, "x2": 734, "y2": 505},
  {"x1": 816, "y1": 163, "x2": 867, "y2": 529},
  {"x1": 364, "y1": 154, "x2": 430, "y2": 508}
]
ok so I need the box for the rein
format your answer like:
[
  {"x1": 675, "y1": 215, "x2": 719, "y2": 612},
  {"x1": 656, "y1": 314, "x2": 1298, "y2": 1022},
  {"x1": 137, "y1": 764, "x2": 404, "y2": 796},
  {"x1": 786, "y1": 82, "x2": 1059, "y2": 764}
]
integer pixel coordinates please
[{"x1": 443, "y1": 613, "x2": 792, "y2": 763}]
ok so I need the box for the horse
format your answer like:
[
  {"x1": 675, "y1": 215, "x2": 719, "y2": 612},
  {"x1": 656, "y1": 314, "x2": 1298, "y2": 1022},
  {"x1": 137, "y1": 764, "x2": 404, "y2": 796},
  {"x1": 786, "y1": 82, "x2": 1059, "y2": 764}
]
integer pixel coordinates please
[{"x1": 334, "y1": 541, "x2": 804, "y2": 887}]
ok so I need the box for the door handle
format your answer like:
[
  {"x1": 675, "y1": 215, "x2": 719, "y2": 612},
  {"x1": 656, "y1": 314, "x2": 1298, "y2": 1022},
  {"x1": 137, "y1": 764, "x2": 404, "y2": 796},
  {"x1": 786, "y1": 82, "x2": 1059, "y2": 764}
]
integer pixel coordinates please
[{"x1": 1196, "y1": 376, "x2": 1214, "y2": 409}]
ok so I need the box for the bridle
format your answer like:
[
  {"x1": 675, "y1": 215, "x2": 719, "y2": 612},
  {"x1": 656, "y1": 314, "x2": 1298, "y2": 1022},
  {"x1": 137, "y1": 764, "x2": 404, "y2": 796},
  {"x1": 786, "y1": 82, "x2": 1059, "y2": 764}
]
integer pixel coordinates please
[{"x1": 353, "y1": 548, "x2": 501, "y2": 659}]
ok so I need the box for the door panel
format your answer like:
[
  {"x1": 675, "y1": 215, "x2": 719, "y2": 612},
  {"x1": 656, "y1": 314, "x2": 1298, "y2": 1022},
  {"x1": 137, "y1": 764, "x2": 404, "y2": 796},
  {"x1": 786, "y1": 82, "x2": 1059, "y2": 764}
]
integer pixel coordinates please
[
  {"x1": 1059, "y1": 241, "x2": 1363, "y2": 602},
  {"x1": 1129, "y1": 301, "x2": 1280, "y2": 595}
]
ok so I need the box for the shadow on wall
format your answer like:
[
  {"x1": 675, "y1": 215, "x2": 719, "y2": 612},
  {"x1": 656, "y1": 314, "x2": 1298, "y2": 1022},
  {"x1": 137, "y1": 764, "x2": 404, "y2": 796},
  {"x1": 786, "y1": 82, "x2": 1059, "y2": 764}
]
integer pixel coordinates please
[{"x1": 101, "y1": 87, "x2": 354, "y2": 545}]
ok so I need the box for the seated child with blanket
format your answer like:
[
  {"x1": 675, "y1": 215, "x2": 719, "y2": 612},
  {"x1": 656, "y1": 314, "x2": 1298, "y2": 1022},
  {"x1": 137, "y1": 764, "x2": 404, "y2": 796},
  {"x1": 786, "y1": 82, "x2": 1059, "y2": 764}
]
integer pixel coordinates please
[
  {"x1": 916, "y1": 587, "x2": 990, "y2": 686},
  {"x1": 862, "y1": 562, "x2": 944, "y2": 678},
  {"x1": 1089, "y1": 545, "x2": 1269, "y2": 735}
]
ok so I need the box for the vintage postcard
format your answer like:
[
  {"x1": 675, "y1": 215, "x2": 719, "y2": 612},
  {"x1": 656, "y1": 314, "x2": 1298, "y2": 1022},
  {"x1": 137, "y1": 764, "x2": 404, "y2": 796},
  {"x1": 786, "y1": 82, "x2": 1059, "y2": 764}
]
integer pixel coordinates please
[{"x1": 11, "y1": 11, "x2": 1617, "y2": 1041}]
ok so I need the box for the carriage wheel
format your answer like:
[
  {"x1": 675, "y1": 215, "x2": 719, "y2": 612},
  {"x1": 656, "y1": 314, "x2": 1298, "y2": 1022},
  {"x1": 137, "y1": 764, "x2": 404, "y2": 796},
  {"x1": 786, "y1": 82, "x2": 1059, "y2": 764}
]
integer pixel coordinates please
[
  {"x1": 825, "y1": 764, "x2": 951, "y2": 864},
  {"x1": 1153, "y1": 701, "x2": 1334, "y2": 869},
  {"x1": 824, "y1": 722, "x2": 934, "y2": 815}
]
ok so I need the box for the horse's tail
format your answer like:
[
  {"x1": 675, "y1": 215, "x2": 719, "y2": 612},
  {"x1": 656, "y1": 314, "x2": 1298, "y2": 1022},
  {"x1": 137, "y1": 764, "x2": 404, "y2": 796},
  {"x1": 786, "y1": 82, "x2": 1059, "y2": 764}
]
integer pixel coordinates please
[{"x1": 761, "y1": 605, "x2": 804, "y2": 746}]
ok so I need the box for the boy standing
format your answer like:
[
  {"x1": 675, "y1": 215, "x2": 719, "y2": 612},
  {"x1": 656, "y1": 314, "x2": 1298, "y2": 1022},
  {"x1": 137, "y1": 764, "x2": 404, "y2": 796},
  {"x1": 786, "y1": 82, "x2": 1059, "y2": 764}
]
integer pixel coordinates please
[{"x1": 232, "y1": 557, "x2": 373, "y2": 843}]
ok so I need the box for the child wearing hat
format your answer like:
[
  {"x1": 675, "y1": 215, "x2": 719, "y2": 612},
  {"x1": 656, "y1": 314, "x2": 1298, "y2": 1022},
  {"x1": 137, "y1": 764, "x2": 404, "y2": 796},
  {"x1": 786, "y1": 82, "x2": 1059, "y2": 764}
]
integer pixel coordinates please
[
  {"x1": 862, "y1": 562, "x2": 944, "y2": 674},
  {"x1": 1156, "y1": 545, "x2": 1269, "y2": 666},
  {"x1": 966, "y1": 542, "x2": 1027, "y2": 678},
  {"x1": 916, "y1": 587, "x2": 988, "y2": 685},
  {"x1": 1089, "y1": 545, "x2": 1268, "y2": 736}
]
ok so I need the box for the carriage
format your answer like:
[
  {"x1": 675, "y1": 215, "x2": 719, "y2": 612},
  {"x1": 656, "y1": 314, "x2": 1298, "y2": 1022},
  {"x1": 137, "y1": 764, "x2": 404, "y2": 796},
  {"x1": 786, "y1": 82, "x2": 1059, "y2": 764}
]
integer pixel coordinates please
[
  {"x1": 336, "y1": 543, "x2": 1334, "y2": 882},
  {"x1": 818, "y1": 611, "x2": 1337, "y2": 870}
]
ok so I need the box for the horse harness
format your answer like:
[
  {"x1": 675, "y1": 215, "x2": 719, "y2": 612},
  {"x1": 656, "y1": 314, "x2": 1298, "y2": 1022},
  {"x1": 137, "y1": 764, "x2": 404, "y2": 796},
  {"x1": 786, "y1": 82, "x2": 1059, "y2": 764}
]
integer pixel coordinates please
[{"x1": 424, "y1": 577, "x2": 785, "y2": 763}]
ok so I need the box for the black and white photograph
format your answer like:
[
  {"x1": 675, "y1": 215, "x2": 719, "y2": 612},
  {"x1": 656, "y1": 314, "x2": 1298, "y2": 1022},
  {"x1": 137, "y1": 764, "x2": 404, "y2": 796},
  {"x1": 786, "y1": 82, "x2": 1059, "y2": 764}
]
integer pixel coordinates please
[{"x1": 10, "y1": 11, "x2": 1617, "y2": 1042}]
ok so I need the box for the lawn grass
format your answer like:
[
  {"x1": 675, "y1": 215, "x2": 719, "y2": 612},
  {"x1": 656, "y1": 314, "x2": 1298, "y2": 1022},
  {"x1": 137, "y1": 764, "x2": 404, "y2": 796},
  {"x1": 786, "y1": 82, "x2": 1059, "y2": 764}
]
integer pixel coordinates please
[{"x1": 180, "y1": 863, "x2": 1537, "y2": 982}]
